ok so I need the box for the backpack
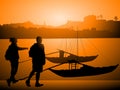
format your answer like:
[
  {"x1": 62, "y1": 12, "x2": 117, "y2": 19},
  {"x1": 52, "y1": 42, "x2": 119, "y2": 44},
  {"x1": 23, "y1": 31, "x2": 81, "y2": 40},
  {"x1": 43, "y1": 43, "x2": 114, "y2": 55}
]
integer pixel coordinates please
[
  {"x1": 5, "y1": 48, "x2": 11, "y2": 60},
  {"x1": 29, "y1": 46, "x2": 34, "y2": 57}
]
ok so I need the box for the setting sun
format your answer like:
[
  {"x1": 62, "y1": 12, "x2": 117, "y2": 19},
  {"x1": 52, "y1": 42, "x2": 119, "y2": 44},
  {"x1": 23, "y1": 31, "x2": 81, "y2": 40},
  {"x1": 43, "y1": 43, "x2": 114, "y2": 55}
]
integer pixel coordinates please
[
  {"x1": 0, "y1": 0, "x2": 120, "y2": 26},
  {"x1": 50, "y1": 12, "x2": 67, "y2": 26}
]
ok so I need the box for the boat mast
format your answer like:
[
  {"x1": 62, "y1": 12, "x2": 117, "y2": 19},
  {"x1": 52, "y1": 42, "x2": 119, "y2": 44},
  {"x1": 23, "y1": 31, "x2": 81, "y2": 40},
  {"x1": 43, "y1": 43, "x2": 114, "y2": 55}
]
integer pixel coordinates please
[
  {"x1": 76, "y1": 27, "x2": 79, "y2": 58},
  {"x1": 75, "y1": 27, "x2": 79, "y2": 69},
  {"x1": 69, "y1": 27, "x2": 79, "y2": 70}
]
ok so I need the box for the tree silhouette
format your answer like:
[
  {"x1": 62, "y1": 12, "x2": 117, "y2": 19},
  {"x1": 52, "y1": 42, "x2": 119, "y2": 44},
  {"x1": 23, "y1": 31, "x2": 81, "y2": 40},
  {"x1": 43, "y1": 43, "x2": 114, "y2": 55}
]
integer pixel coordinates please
[{"x1": 114, "y1": 16, "x2": 118, "y2": 21}]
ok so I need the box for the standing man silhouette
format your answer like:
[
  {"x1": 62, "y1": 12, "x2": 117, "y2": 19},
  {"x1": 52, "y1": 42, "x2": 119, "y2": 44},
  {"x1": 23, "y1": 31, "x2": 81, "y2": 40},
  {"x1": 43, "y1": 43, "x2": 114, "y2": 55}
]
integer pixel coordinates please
[
  {"x1": 26, "y1": 36, "x2": 46, "y2": 87},
  {"x1": 5, "y1": 38, "x2": 28, "y2": 87}
]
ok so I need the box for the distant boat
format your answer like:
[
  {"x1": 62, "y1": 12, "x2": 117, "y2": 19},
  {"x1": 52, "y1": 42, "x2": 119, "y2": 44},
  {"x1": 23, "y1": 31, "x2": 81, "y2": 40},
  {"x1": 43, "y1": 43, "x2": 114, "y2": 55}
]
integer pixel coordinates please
[
  {"x1": 49, "y1": 64, "x2": 119, "y2": 77},
  {"x1": 46, "y1": 50, "x2": 98, "y2": 63}
]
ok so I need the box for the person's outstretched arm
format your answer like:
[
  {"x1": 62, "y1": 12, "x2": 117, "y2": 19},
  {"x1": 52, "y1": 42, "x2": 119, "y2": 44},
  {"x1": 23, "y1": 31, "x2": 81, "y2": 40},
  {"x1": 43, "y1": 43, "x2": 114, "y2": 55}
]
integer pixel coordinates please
[{"x1": 18, "y1": 47, "x2": 28, "y2": 50}]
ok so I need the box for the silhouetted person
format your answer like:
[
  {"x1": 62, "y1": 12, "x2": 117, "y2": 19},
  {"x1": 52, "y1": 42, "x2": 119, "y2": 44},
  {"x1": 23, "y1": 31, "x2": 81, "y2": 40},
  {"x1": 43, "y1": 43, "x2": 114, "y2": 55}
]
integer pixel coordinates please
[
  {"x1": 5, "y1": 38, "x2": 28, "y2": 87},
  {"x1": 26, "y1": 36, "x2": 46, "y2": 87}
]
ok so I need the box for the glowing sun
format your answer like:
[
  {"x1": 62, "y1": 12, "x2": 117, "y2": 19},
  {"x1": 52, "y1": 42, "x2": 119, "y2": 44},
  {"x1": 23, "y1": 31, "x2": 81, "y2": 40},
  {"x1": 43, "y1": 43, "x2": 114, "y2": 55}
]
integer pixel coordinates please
[{"x1": 50, "y1": 12, "x2": 67, "y2": 26}]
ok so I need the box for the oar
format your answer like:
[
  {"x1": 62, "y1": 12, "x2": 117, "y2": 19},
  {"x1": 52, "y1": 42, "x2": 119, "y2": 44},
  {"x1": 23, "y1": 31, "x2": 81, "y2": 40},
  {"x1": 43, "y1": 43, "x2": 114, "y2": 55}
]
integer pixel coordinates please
[
  {"x1": 43, "y1": 63, "x2": 64, "y2": 71},
  {"x1": 46, "y1": 51, "x2": 59, "y2": 55},
  {"x1": 17, "y1": 63, "x2": 65, "y2": 81},
  {"x1": 19, "y1": 59, "x2": 31, "y2": 63}
]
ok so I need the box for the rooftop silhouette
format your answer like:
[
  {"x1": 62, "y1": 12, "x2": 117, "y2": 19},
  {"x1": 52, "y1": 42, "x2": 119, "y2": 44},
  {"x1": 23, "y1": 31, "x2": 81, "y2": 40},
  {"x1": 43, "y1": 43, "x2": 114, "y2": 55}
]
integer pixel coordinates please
[{"x1": 0, "y1": 15, "x2": 120, "y2": 38}]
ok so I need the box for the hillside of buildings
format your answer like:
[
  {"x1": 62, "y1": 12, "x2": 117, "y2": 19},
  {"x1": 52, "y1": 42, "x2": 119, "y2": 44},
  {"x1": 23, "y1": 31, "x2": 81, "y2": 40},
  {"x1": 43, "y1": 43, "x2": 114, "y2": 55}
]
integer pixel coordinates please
[{"x1": 0, "y1": 15, "x2": 120, "y2": 38}]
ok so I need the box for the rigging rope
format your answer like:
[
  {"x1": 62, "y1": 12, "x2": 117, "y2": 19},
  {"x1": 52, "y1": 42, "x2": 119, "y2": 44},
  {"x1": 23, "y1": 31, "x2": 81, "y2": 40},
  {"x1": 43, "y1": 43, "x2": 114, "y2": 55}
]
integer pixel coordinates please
[
  {"x1": 17, "y1": 63, "x2": 64, "y2": 81},
  {"x1": 65, "y1": 39, "x2": 68, "y2": 57},
  {"x1": 86, "y1": 39, "x2": 110, "y2": 62},
  {"x1": 80, "y1": 39, "x2": 87, "y2": 56},
  {"x1": 19, "y1": 58, "x2": 31, "y2": 63}
]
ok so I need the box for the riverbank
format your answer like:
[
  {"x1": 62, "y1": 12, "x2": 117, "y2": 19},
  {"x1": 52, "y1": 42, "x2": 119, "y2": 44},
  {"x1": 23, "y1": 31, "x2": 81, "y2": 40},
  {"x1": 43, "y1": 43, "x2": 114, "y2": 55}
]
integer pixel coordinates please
[{"x1": 0, "y1": 80, "x2": 120, "y2": 90}]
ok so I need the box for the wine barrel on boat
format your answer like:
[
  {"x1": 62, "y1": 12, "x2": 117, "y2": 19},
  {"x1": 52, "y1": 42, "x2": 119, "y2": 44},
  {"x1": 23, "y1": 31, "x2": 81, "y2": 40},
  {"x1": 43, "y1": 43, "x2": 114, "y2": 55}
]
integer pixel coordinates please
[{"x1": 49, "y1": 64, "x2": 119, "y2": 77}]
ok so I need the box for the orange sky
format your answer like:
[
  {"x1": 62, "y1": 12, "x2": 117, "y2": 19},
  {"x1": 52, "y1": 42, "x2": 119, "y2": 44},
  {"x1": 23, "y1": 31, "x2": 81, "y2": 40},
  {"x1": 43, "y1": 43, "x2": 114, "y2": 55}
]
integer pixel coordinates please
[{"x1": 0, "y1": 0, "x2": 120, "y2": 26}]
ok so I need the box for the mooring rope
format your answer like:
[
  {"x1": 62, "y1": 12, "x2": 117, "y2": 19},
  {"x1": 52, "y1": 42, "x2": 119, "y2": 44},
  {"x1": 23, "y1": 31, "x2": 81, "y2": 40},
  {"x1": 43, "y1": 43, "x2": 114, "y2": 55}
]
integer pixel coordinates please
[
  {"x1": 19, "y1": 59, "x2": 31, "y2": 63},
  {"x1": 86, "y1": 39, "x2": 109, "y2": 61},
  {"x1": 17, "y1": 63, "x2": 64, "y2": 81}
]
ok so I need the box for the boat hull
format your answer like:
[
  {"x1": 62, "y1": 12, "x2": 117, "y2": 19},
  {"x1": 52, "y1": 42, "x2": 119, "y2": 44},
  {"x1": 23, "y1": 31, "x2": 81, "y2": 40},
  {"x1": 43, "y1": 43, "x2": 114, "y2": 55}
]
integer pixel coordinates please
[
  {"x1": 49, "y1": 64, "x2": 118, "y2": 77},
  {"x1": 46, "y1": 55, "x2": 98, "y2": 63}
]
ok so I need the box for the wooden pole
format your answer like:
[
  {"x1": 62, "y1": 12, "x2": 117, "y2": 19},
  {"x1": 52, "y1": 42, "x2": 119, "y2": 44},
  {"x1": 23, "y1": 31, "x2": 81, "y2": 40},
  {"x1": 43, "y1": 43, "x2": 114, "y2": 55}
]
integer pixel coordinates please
[{"x1": 17, "y1": 63, "x2": 64, "y2": 81}]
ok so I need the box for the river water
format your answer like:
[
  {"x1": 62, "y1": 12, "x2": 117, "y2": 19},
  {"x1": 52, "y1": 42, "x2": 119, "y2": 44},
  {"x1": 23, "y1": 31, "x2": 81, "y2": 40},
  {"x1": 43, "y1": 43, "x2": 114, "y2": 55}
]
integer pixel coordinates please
[{"x1": 0, "y1": 38, "x2": 120, "y2": 80}]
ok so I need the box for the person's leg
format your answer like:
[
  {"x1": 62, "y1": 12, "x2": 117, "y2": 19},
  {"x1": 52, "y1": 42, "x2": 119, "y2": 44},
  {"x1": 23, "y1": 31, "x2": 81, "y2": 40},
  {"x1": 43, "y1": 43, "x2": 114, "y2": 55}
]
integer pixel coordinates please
[
  {"x1": 36, "y1": 72, "x2": 40, "y2": 84},
  {"x1": 28, "y1": 70, "x2": 34, "y2": 81},
  {"x1": 35, "y1": 72, "x2": 43, "y2": 87},
  {"x1": 10, "y1": 61, "x2": 15, "y2": 80},
  {"x1": 7, "y1": 61, "x2": 13, "y2": 87},
  {"x1": 14, "y1": 61, "x2": 18, "y2": 76},
  {"x1": 26, "y1": 70, "x2": 35, "y2": 87},
  {"x1": 9, "y1": 60, "x2": 18, "y2": 81},
  {"x1": 12, "y1": 61, "x2": 18, "y2": 83}
]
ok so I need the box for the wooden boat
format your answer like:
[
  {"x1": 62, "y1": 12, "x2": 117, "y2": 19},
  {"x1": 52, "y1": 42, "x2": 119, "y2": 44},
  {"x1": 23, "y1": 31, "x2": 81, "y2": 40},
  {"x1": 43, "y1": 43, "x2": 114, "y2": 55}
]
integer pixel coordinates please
[
  {"x1": 46, "y1": 50, "x2": 98, "y2": 63},
  {"x1": 46, "y1": 55, "x2": 98, "y2": 63},
  {"x1": 46, "y1": 39, "x2": 118, "y2": 77},
  {"x1": 49, "y1": 64, "x2": 119, "y2": 77}
]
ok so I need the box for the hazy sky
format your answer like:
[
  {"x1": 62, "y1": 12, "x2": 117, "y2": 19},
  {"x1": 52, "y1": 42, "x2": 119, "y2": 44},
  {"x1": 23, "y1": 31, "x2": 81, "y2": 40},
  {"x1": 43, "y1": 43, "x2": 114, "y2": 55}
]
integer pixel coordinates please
[{"x1": 0, "y1": 0, "x2": 120, "y2": 26}]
